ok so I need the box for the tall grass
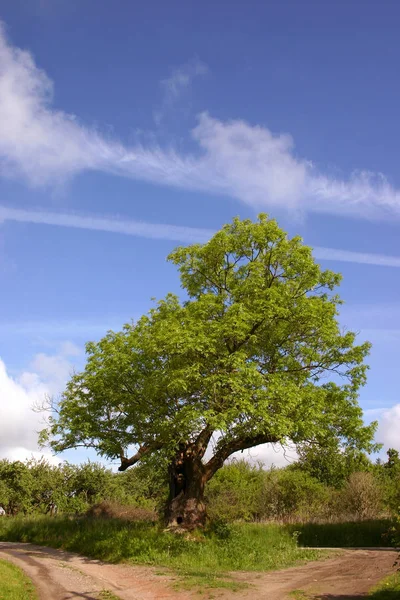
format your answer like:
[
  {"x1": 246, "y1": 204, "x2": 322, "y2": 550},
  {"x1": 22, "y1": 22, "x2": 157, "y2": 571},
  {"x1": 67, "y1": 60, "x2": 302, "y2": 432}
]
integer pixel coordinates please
[{"x1": 0, "y1": 516, "x2": 321, "y2": 575}]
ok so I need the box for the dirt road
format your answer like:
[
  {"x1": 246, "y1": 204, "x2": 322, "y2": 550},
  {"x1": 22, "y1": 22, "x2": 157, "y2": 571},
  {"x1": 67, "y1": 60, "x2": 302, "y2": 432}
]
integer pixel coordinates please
[{"x1": 0, "y1": 542, "x2": 397, "y2": 600}]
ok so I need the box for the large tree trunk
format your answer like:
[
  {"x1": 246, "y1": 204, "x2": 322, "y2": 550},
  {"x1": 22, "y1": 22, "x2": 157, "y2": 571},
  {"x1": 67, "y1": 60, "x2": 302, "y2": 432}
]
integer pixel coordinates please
[{"x1": 165, "y1": 445, "x2": 207, "y2": 530}]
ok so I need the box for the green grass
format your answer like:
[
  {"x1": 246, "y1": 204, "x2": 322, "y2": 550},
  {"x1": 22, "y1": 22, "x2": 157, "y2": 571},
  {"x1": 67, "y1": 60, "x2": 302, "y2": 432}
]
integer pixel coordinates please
[
  {"x1": 173, "y1": 571, "x2": 249, "y2": 593},
  {"x1": 286, "y1": 520, "x2": 393, "y2": 548},
  {"x1": 0, "y1": 516, "x2": 321, "y2": 582},
  {"x1": 0, "y1": 559, "x2": 37, "y2": 600},
  {"x1": 367, "y1": 573, "x2": 400, "y2": 599},
  {"x1": 289, "y1": 591, "x2": 309, "y2": 600},
  {"x1": 98, "y1": 591, "x2": 122, "y2": 600}
]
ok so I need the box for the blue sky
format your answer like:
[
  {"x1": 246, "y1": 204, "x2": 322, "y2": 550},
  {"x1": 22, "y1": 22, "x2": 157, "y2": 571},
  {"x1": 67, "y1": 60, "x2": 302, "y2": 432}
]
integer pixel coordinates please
[{"x1": 0, "y1": 1, "x2": 399, "y2": 466}]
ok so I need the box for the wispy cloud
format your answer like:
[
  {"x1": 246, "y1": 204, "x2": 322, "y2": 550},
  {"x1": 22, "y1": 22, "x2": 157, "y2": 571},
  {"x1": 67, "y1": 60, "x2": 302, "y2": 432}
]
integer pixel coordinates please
[
  {"x1": 154, "y1": 57, "x2": 208, "y2": 123},
  {"x1": 0, "y1": 316, "x2": 133, "y2": 338},
  {"x1": 2, "y1": 204, "x2": 400, "y2": 268},
  {"x1": 312, "y1": 246, "x2": 400, "y2": 267},
  {"x1": 1, "y1": 23, "x2": 400, "y2": 219},
  {"x1": 339, "y1": 304, "x2": 400, "y2": 329},
  {"x1": 0, "y1": 205, "x2": 212, "y2": 243},
  {"x1": 358, "y1": 329, "x2": 400, "y2": 343}
]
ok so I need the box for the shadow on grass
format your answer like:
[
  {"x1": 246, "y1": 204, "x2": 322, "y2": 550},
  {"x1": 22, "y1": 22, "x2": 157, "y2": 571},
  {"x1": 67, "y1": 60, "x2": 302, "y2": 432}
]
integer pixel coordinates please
[{"x1": 286, "y1": 520, "x2": 394, "y2": 548}]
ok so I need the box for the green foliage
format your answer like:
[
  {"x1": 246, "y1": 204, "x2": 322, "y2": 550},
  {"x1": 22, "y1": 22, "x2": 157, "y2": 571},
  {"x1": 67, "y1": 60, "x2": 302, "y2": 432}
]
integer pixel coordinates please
[
  {"x1": 0, "y1": 455, "x2": 392, "y2": 525},
  {"x1": 385, "y1": 449, "x2": 400, "y2": 475},
  {"x1": 206, "y1": 460, "x2": 264, "y2": 521},
  {"x1": 295, "y1": 441, "x2": 373, "y2": 488},
  {"x1": 259, "y1": 468, "x2": 330, "y2": 522},
  {"x1": 0, "y1": 516, "x2": 321, "y2": 575},
  {"x1": 111, "y1": 456, "x2": 168, "y2": 511},
  {"x1": 42, "y1": 215, "x2": 376, "y2": 478},
  {"x1": 206, "y1": 460, "x2": 333, "y2": 524},
  {"x1": 0, "y1": 558, "x2": 37, "y2": 599},
  {"x1": 372, "y1": 450, "x2": 400, "y2": 513},
  {"x1": 207, "y1": 460, "x2": 387, "y2": 524},
  {"x1": 0, "y1": 460, "x2": 35, "y2": 515},
  {"x1": 0, "y1": 458, "x2": 164, "y2": 516},
  {"x1": 385, "y1": 512, "x2": 400, "y2": 548}
]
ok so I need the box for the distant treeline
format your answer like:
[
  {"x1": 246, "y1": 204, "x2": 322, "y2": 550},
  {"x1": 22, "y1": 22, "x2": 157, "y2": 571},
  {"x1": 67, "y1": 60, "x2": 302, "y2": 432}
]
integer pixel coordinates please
[{"x1": 1, "y1": 446, "x2": 399, "y2": 523}]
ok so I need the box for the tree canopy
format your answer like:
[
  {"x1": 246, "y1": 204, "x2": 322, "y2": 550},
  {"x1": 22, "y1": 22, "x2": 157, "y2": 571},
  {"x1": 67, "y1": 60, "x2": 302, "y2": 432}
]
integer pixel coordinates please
[{"x1": 41, "y1": 215, "x2": 377, "y2": 527}]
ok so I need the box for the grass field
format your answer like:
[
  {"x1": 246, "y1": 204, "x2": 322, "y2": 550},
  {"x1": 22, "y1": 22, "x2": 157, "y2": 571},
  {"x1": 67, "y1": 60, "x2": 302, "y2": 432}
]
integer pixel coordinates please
[
  {"x1": 0, "y1": 516, "x2": 322, "y2": 580},
  {"x1": 0, "y1": 559, "x2": 37, "y2": 600}
]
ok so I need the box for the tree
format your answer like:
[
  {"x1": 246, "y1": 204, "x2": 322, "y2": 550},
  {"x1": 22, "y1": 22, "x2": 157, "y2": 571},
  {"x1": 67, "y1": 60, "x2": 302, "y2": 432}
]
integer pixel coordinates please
[
  {"x1": 295, "y1": 439, "x2": 373, "y2": 488},
  {"x1": 375, "y1": 449, "x2": 400, "y2": 511},
  {"x1": 41, "y1": 215, "x2": 377, "y2": 529},
  {"x1": 384, "y1": 448, "x2": 400, "y2": 476},
  {"x1": 0, "y1": 460, "x2": 34, "y2": 515}
]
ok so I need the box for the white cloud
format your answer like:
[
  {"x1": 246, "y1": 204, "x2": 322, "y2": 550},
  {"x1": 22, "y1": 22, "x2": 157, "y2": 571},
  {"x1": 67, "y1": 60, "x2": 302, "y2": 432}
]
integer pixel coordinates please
[
  {"x1": 192, "y1": 114, "x2": 310, "y2": 210},
  {"x1": 2, "y1": 204, "x2": 400, "y2": 268},
  {"x1": 154, "y1": 58, "x2": 208, "y2": 123},
  {"x1": 0, "y1": 359, "x2": 48, "y2": 452},
  {"x1": 1, "y1": 24, "x2": 400, "y2": 219},
  {"x1": 4, "y1": 447, "x2": 61, "y2": 465},
  {"x1": 376, "y1": 404, "x2": 400, "y2": 452},
  {"x1": 0, "y1": 346, "x2": 75, "y2": 462}
]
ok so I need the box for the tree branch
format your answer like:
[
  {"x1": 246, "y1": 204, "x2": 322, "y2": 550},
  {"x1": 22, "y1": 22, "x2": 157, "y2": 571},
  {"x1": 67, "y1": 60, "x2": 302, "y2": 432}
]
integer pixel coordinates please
[
  {"x1": 118, "y1": 443, "x2": 163, "y2": 471},
  {"x1": 192, "y1": 425, "x2": 214, "y2": 459},
  {"x1": 204, "y1": 432, "x2": 280, "y2": 480}
]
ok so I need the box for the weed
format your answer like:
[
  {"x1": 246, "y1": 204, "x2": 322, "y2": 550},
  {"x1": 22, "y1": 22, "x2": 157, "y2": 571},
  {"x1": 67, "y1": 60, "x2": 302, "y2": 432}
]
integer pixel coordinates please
[
  {"x1": 98, "y1": 591, "x2": 122, "y2": 600},
  {"x1": 174, "y1": 571, "x2": 249, "y2": 593},
  {"x1": 289, "y1": 591, "x2": 310, "y2": 600}
]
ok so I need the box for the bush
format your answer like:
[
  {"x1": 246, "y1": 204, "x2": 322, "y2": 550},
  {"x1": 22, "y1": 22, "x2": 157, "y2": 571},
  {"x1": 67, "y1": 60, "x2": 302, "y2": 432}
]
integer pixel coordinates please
[
  {"x1": 258, "y1": 468, "x2": 331, "y2": 522},
  {"x1": 206, "y1": 460, "x2": 264, "y2": 522},
  {"x1": 338, "y1": 472, "x2": 383, "y2": 521}
]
